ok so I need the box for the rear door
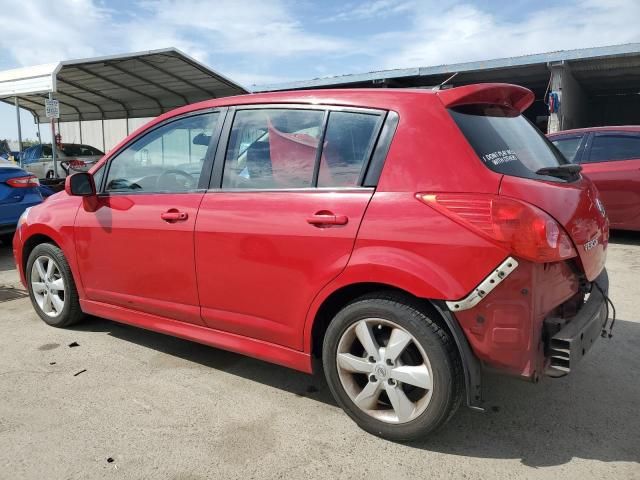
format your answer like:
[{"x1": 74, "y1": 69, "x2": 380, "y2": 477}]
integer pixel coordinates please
[
  {"x1": 194, "y1": 106, "x2": 384, "y2": 349},
  {"x1": 580, "y1": 131, "x2": 640, "y2": 230}
]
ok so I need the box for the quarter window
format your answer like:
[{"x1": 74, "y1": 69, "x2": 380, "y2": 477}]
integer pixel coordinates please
[
  {"x1": 551, "y1": 136, "x2": 583, "y2": 163},
  {"x1": 587, "y1": 134, "x2": 640, "y2": 163},
  {"x1": 318, "y1": 111, "x2": 380, "y2": 187},
  {"x1": 104, "y1": 112, "x2": 219, "y2": 193}
]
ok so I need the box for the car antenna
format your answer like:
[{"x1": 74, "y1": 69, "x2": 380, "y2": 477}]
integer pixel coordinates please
[{"x1": 432, "y1": 72, "x2": 458, "y2": 91}]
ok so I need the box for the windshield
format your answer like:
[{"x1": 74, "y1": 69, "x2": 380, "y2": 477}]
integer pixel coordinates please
[{"x1": 449, "y1": 104, "x2": 569, "y2": 181}]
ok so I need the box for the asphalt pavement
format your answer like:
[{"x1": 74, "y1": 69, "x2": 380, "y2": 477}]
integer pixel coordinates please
[{"x1": 0, "y1": 233, "x2": 638, "y2": 479}]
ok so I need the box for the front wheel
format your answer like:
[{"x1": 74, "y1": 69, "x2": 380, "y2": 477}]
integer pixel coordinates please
[
  {"x1": 322, "y1": 293, "x2": 463, "y2": 441},
  {"x1": 26, "y1": 243, "x2": 84, "y2": 327}
]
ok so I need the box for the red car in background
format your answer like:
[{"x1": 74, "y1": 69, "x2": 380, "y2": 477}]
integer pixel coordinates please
[
  {"x1": 13, "y1": 84, "x2": 611, "y2": 441},
  {"x1": 549, "y1": 126, "x2": 640, "y2": 231}
]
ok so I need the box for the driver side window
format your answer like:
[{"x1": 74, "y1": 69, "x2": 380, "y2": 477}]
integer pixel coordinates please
[{"x1": 105, "y1": 112, "x2": 219, "y2": 193}]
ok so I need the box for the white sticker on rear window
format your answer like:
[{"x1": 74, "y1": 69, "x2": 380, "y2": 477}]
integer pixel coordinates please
[{"x1": 482, "y1": 149, "x2": 519, "y2": 166}]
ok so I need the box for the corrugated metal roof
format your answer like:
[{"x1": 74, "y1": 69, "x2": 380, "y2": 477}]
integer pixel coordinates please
[
  {"x1": 255, "y1": 42, "x2": 640, "y2": 92},
  {"x1": 0, "y1": 48, "x2": 248, "y2": 122}
]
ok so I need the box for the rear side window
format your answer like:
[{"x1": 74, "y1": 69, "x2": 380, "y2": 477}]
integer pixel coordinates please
[
  {"x1": 551, "y1": 136, "x2": 583, "y2": 163},
  {"x1": 222, "y1": 108, "x2": 382, "y2": 189},
  {"x1": 449, "y1": 104, "x2": 568, "y2": 181},
  {"x1": 223, "y1": 109, "x2": 325, "y2": 189},
  {"x1": 587, "y1": 134, "x2": 640, "y2": 163}
]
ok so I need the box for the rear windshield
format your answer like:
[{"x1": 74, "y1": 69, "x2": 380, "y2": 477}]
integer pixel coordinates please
[{"x1": 449, "y1": 104, "x2": 568, "y2": 181}]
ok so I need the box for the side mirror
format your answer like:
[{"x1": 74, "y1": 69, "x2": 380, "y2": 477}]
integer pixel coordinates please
[{"x1": 65, "y1": 172, "x2": 96, "y2": 197}]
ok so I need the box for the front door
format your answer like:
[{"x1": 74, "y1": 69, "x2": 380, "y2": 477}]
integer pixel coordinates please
[
  {"x1": 74, "y1": 110, "x2": 222, "y2": 325},
  {"x1": 195, "y1": 106, "x2": 384, "y2": 349}
]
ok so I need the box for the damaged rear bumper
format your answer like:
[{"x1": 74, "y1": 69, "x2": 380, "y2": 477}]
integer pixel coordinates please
[{"x1": 544, "y1": 269, "x2": 609, "y2": 377}]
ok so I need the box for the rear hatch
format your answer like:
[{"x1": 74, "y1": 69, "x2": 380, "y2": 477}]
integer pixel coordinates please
[{"x1": 442, "y1": 85, "x2": 608, "y2": 281}]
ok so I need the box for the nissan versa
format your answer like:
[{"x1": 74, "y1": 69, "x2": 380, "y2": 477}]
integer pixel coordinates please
[{"x1": 13, "y1": 84, "x2": 611, "y2": 441}]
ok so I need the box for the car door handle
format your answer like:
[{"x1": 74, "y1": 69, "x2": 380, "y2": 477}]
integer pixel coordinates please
[
  {"x1": 306, "y1": 213, "x2": 348, "y2": 226},
  {"x1": 161, "y1": 210, "x2": 188, "y2": 222}
]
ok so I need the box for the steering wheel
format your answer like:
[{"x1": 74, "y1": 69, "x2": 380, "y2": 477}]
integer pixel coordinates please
[{"x1": 156, "y1": 169, "x2": 196, "y2": 191}]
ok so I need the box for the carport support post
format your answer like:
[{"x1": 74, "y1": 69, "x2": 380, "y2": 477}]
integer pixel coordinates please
[
  {"x1": 14, "y1": 97, "x2": 23, "y2": 165},
  {"x1": 49, "y1": 92, "x2": 58, "y2": 179}
]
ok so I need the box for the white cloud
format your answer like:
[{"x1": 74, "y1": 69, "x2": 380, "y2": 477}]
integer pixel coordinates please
[
  {"x1": 0, "y1": 0, "x2": 109, "y2": 66},
  {"x1": 374, "y1": 0, "x2": 640, "y2": 70},
  {"x1": 329, "y1": 0, "x2": 416, "y2": 21},
  {"x1": 132, "y1": 0, "x2": 349, "y2": 57}
]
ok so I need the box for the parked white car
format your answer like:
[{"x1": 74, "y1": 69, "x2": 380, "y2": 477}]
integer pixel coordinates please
[{"x1": 21, "y1": 144, "x2": 103, "y2": 179}]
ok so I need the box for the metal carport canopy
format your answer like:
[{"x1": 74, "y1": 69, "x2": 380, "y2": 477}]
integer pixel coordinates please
[{"x1": 0, "y1": 48, "x2": 248, "y2": 122}]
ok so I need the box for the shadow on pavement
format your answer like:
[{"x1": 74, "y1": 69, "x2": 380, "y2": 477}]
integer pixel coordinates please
[
  {"x1": 0, "y1": 243, "x2": 16, "y2": 273},
  {"x1": 72, "y1": 314, "x2": 640, "y2": 468}
]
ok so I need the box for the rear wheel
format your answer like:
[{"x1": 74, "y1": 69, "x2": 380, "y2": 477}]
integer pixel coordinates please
[
  {"x1": 322, "y1": 293, "x2": 463, "y2": 441},
  {"x1": 26, "y1": 243, "x2": 84, "y2": 327}
]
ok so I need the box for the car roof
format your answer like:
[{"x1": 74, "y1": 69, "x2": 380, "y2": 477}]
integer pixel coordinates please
[
  {"x1": 548, "y1": 125, "x2": 640, "y2": 137},
  {"x1": 152, "y1": 83, "x2": 533, "y2": 119}
]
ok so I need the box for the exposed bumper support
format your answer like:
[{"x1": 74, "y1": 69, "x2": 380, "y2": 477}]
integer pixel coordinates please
[
  {"x1": 545, "y1": 269, "x2": 609, "y2": 377},
  {"x1": 446, "y1": 257, "x2": 519, "y2": 312}
]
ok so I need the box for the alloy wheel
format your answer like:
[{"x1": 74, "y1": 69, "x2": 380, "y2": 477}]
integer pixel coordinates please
[
  {"x1": 336, "y1": 318, "x2": 434, "y2": 424},
  {"x1": 30, "y1": 255, "x2": 66, "y2": 317}
]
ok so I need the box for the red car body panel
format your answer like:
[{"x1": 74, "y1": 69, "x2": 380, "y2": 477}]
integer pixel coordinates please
[
  {"x1": 580, "y1": 159, "x2": 640, "y2": 230},
  {"x1": 499, "y1": 175, "x2": 608, "y2": 281},
  {"x1": 74, "y1": 193, "x2": 205, "y2": 326},
  {"x1": 456, "y1": 260, "x2": 579, "y2": 377},
  {"x1": 13, "y1": 84, "x2": 608, "y2": 384},
  {"x1": 195, "y1": 189, "x2": 373, "y2": 350},
  {"x1": 548, "y1": 126, "x2": 640, "y2": 231}
]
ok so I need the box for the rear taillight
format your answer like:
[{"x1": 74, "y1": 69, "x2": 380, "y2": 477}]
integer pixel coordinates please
[
  {"x1": 6, "y1": 175, "x2": 40, "y2": 188},
  {"x1": 417, "y1": 193, "x2": 577, "y2": 263}
]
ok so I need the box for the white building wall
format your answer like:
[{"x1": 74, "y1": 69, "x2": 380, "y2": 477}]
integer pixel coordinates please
[{"x1": 52, "y1": 117, "x2": 155, "y2": 153}]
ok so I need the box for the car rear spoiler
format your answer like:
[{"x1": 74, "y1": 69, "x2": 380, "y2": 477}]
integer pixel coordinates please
[{"x1": 437, "y1": 83, "x2": 534, "y2": 113}]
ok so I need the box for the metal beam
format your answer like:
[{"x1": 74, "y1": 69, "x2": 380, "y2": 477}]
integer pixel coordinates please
[
  {"x1": 74, "y1": 66, "x2": 164, "y2": 113},
  {"x1": 57, "y1": 77, "x2": 130, "y2": 116},
  {"x1": 135, "y1": 57, "x2": 215, "y2": 97},
  {"x1": 15, "y1": 97, "x2": 23, "y2": 159},
  {"x1": 54, "y1": 90, "x2": 105, "y2": 117},
  {"x1": 105, "y1": 61, "x2": 189, "y2": 104}
]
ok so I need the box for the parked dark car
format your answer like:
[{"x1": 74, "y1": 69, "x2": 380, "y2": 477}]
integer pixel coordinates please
[
  {"x1": 14, "y1": 84, "x2": 610, "y2": 440},
  {"x1": 548, "y1": 126, "x2": 640, "y2": 231}
]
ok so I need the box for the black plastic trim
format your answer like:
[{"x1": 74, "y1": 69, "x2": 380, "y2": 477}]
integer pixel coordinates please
[
  {"x1": 363, "y1": 111, "x2": 398, "y2": 187},
  {"x1": 432, "y1": 300, "x2": 484, "y2": 410}
]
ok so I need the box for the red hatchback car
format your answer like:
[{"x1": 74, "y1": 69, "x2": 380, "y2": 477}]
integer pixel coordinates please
[
  {"x1": 548, "y1": 126, "x2": 640, "y2": 231},
  {"x1": 13, "y1": 84, "x2": 611, "y2": 441}
]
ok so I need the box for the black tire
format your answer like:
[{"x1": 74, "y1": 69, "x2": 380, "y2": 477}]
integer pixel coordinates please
[
  {"x1": 45, "y1": 171, "x2": 55, "y2": 179},
  {"x1": 322, "y1": 292, "x2": 463, "y2": 441},
  {"x1": 26, "y1": 243, "x2": 84, "y2": 327}
]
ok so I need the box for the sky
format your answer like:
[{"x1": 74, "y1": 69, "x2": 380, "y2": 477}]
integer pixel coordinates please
[{"x1": 1, "y1": 0, "x2": 639, "y2": 143}]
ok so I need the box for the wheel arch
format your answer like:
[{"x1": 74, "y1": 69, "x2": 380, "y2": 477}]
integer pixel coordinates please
[
  {"x1": 306, "y1": 280, "x2": 484, "y2": 410},
  {"x1": 20, "y1": 226, "x2": 86, "y2": 299}
]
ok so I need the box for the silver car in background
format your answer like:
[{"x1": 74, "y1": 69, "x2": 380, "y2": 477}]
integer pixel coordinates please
[{"x1": 21, "y1": 144, "x2": 103, "y2": 179}]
